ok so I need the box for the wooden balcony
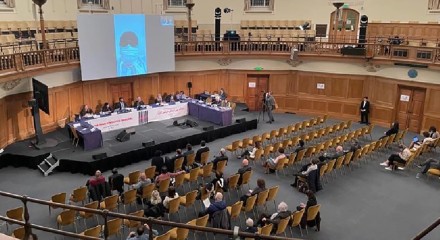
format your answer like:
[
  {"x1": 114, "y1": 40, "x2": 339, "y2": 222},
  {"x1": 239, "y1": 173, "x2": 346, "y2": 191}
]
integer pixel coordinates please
[{"x1": 2, "y1": 38, "x2": 440, "y2": 83}]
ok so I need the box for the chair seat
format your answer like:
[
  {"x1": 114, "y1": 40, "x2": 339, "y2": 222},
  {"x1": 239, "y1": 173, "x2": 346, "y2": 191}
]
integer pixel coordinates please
[
  {"x1": 169, "y1": 227, "x2": 178, "y2": 239},
  {"x1": 428, "y1": 168, "x2": 440, "y2": 176},
  {"x1": 184, "y1": 173, "x2": 190, "y2": 181},
  {"x1": 100, "y1": 202, "x2": 106, "y2": 209}
]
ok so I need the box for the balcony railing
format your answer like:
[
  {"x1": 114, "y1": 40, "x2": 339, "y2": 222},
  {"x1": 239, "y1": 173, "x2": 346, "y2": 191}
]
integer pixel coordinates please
[
  {"x1": 0, "y1": 190, "x2": 298, "y2": 240},
  {"x1": 2, "y1": 38, "x2": 440, "y2": 80}
]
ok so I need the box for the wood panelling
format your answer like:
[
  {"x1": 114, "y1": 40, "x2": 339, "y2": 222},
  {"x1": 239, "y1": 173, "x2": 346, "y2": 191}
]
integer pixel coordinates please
[
  {"x1": 3, "y1": 69, "x2": 440, "y2": 149},
  {"x1": 368, "y1": 23, "x2": 440, "y2": 40}
]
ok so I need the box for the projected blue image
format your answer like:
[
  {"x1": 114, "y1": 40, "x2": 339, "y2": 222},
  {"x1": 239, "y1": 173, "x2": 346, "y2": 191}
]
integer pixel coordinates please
[
  {"x1": 160, "y1": 16, "x2": 174, "y2": 26},
  {"x1": 114, "y1": 14, "x2": 147, "y2": 77}
]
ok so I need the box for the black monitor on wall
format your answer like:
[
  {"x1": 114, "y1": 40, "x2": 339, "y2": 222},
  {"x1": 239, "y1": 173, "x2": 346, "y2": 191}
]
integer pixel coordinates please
[{"x1": 32, "y1": 78, "x2": 49, "y2": 115}]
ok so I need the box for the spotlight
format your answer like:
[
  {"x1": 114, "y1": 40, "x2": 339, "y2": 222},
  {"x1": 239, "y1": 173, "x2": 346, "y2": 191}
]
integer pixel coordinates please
[
  {"x1": 224, "y1": 8, "x2": 233, "y2": 13},
  {"x1": 215, "y1": 7, "x2": 222, "y2": 18},
  {"x1": 299, "y1": 22, "x2": 310, "y2": 30}
]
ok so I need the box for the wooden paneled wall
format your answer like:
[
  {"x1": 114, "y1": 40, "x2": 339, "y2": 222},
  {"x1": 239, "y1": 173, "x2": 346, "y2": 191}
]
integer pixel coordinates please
[
  {"x1": 367, "y1": 22, "x2": 440, "y2": 40},
  {"x1": 2, "y1": 69, "x2": 440, "y2": 149}
]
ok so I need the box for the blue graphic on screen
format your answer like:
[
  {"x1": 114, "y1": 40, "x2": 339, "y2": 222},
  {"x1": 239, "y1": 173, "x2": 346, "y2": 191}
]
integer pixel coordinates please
[
  {"x1": 114, "y1": 14, "x2": 147, "y2": 77},
  {"x1": 160, "y1": 16, "x2": 174, "y2": 26}
]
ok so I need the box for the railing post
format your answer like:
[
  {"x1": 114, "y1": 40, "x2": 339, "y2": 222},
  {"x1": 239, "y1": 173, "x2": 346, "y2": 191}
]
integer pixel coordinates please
[
  {"x1": 21, "y1": 195, "x2": 33, "y2": 239},
  {"x1": 147, "y1": 218, "x2": 153, "y2": 240},
  {"x1": 102, "y1": 209, "x2": 109, "y2": 239}
]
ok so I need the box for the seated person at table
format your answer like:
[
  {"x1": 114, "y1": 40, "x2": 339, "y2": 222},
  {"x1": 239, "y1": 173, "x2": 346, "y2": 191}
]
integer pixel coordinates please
[
  {"x1": 155, "y1": 94, "x2": 163, "y2": 104},
  {"x1": 133, "y1": 96, "x2": 145, "y2": 110},
  {"x1": 114, "y1": 97, "x2": 127, "y2": 111},
  {"x1": 101, "y1": 102, "x2": 112, "y2": 113},
  {"x1": 195, "y1": 140, "x2": 210, "y2": 164},
  {"x1": 80, "y1": 104, "x2": 94, "y2": 117},
  {"x1": 263, "y1": 147, "x2": 286, "y2": 174},
  {"x1": 176, "y1": 91, "x2": 187, "y2": 100},
  {"x1": 212, "y1": 148, "x2": 228, "y2": 170},
  {"x1": 165, "y1": 93, "x2": 176, "y2": 103},
  {"x1": 219, "y1": 88, "x2": 227, "y2": 100}
]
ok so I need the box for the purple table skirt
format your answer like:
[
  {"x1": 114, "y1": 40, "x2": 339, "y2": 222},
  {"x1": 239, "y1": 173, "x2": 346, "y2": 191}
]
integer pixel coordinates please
[
  {"x1": 188, "y1": 102, "x2": 233, "y2": 126},
  {"x1": 68, "y1": 123, "x2": 103, "y2": 151}
]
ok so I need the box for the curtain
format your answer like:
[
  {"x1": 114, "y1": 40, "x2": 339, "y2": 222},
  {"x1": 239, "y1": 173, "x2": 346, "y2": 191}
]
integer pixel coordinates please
[
  {"x1": 5, "y1": 0, "x2": 15, "y2": 8},
  {"x1": 244, "y1": 0, "x2": 250, "y2": 11},
  {"x1": 101, "y1": 0, "x2": 110, "y2": 10},
  {"x1": 77, "y1": 0, "x2": 82, "y2": 9},
  {"x1": 268, "y1": 0, "x2": 274, "y2": 11}
]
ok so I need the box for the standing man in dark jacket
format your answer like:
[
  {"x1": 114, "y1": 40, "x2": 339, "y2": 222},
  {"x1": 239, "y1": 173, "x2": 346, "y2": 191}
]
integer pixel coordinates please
[
  {"x1": 195, "y1": 140, "x2": 210, "y2": 164},
  {"x1": 359, "y1": 96, "x2": 370, "y2": 124},
  {"x1": 265, "y1": 92, "x2": 276, "y2": 124},
  {"x1": 151, "y1": 150, "x2": 165, "y2": 176}
]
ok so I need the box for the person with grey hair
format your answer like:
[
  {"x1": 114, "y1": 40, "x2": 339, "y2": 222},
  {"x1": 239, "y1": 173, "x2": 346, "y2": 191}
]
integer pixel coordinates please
[
  {"x1": 319, "y1": 145, "x2": 344, "y2": 163},
  {"x1": 241, "y1": 218, "x2": 258, "y2": 239},
  {"x1": 212, "y1": 148, "x2": 228, "y2": 170},
  {"x1": 199, "y1": 192, "x2": 227, "y2": 219},
  {"x1": 256, "y1": 201, "x2": 291, "y2": 232}
]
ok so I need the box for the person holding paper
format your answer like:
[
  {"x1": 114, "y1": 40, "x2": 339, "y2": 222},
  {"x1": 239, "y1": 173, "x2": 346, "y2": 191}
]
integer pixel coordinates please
[
  {"x1": 199, "y1": 192, "x2": 226, "y2": 219},
  {"x1": 240, "y1": 178, "x2": 266, "y2": 206}
]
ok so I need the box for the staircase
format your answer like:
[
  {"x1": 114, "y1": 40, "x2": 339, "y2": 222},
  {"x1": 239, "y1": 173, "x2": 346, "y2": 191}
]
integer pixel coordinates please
[{"x1": 37, "y1": 154, "x2": 60, "y2": 177}]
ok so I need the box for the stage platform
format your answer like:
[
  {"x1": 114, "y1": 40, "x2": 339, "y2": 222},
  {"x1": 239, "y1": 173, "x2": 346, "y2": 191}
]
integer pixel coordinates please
[{"x1": 0, "y1": 104, "x2": 257, "y2": 175}]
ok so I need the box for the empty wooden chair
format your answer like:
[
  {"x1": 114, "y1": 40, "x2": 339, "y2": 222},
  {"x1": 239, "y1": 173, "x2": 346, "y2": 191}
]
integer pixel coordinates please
[
  {"x1": 227, "y1": 174, "x2": 240, "y2": 198},
  {"x1": 122, "y1": 210, "x2": 144, "y2": 231},
  {"x1": 12, "y1": 227, "x2": 25, "y2": 239},
  {"x1": 255, "y1": 189, "x2": 269, "y2": 215},
  {"x1": 57, "y1": 209, "x2": 77, "y2": 232},
  {"x1": 102, "y1": 218, "x2": 122, "y2": 239},
  {"x1": 259, "y1": 223, "x2": 273, "y2": 236},
  {"x1": 226, "y1": 140, "x2": 240, "y2": 155},
  {"x1": 179, "y1": 190, "x2": 198, "y2": 216},
  {"x1": 184, "y1": 167, "x2": 200, "y2": 189},
  {"x1": 200, "y1": 151, "x2": 210, "y2": 165},
  {"x1": 124, "y1": 170, "x2": 141, "y2": 189},
  {"x1": 99, "y1": 195, "x2": 119, "y2": 212},
  {"x1": 290, "y1": 208, "x2": 305, "y2": 236},
  {"x1": 226, "y1": 201, "x2": 243, "y2": 225},
  {"x1": 49, "y1": 192, "x2": 66, "y2": 215},
  {"x1": 265, "y1": 186, "x2": 279, "y2": 211},
  {"x1": 69, "y1": 186, "x2": 87, "y2": 206},
  {"x1": 78, "y1": 201, "x2": 99, "y2": 227},
  {"x1": 154, "y1": 231, "x2": 171, "y2": 240},
  {"x1": 167, "y1": 197, "x2": 181, "y2": 222},
  {"x1": 174, "y1": 157, "x2": 184, "y2": 172},
  {"x1": 5, "y1": 207, "x2": 23, "y2": 232},
  {"x1": 241, "y1": 194, "x2": 257, "y2": 220},
  {"x1": 79, "y1": 225, "x2": 101, "y2": 237},
  {"x1": 198, "y1": 162, "x2": 213, "y2": 182},
  {"x1": 144, "y1": 166, "x2": 156, "y2": 180},
  {"x1": 121, "y1": 189, "x2": 137, "y2": 213}
]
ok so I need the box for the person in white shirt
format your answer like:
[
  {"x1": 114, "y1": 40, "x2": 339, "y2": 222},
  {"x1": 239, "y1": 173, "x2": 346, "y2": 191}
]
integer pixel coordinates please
[{"x1": 380, "y1": 147, "x2": 412, "y2": 171}]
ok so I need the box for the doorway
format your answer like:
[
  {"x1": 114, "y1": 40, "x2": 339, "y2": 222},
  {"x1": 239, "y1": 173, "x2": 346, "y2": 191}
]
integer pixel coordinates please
[
  {"x1": 329, "y1": 8, "x2": 360, "y2": 43},
  {"x1": 396, "y1": 86, "x2": 426, "y2": 133},
  {"x1": 109, "y1": 83, "x2": 133, "y2": 107},
  {"x1": 246, "y1": 75, "x2": 269, "y2": 111}
]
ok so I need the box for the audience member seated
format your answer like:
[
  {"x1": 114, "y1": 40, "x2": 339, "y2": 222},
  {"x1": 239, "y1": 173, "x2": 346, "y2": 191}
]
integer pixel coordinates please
[
  {"x1": 168, "y1": 149, "x2": 184, "y2": 172},
  {"x1": 380, "y1": 147, "x2": 412, "y2": 171},
  {"x1": 348, "y1": 139, "x2": 361, "y2": 153},
  {"x1": 155, "y1": 94, "x2": 163, "y2": 104},
  {"x1": 241, "y1": 218, "x2": 258, "y2": 238},
  {"x1": 114, "y1": 97, "x2": 127, "y2": 111},
  {"x1": 319, "y1": 145, "x2": 344, "y2": 163},
  {"x1": 108, "y1": 168, "x2": 124, "y2": 195},
  {"x1": 237, "y1": 159, "x2": 252, "y2": 186},
  {"x1": 239, "y1": 141, "x2": 262, "y2": 160},
  {"x1": 176, "y1": 91, "x2": 187, "y2": 100},
  {"x1": 212, "y1": 148, "x2": 228, "y2": 170},
  {"x1": 256, "y1": 201, "x2": 291, "y2": 233},
  {"x1": 182, "y1": 144, "x2": 193, "y2": 169},
  {"x1": 101, "y1": 102, "x2": 112, "y2": 113},
  {"x1": 134, "y1": 173, "x2": 151, "y2": 195},
  {"x1": 151, "y1": 150, "x2": 165, "y2": 176},
  {"x1": 154, "y1": 166, "x2": 185, "y2": 186},
  {"x1": 195, "y1": 140, "x2": 210, "y2": 164},
  {"x1": 263, "y1": 147, "x2": 286, "y2": 174},
  {"x1": 297, "y1": 190, "x2": 321, "y2": 231},
  {"x1": 379, "y1": 121, "x2": 399, "y2": 140},
  {"x1": 429, "y1": 126, "x2": 439, "y2": 139},
  {"x1": 240, "y1": 178, "x2": 266, "y2": 206},
  {"x1": 87, "y1": 170, "x2": 110, "y2": 201},
  {"x1": 211, "y1": 172, "x2": 227, "y2": 192},
  {"x1": 133, "y1": 96, "x2": 145, "y2": 110},
  {"x1": 199, "y1": 192, "x2": 227, "y2": 220},
  {"x1": 416, "y1": 158, "x2": 440, "y2": 179},
  {"x1": 79, "y1": 104, "x2": 93, "y2": 117},
  {"x1": 196, "y1": 182, "x2": 215, "y2": 201},
  {"x1": 294, "y1": 140, "x2": 306, "y2": 154},
  {"x1": 162, "y1": 186, "x2": 179, "y2": 212},
  {"x1": 291, "y1": 159, "x2": 319, "y2": 188},
  {"x1": 143, "y1": 190, "x2": 165, "y2": 218},
  {"x1": 126, "y1": 224, "x2": 159, "y2": 240}
]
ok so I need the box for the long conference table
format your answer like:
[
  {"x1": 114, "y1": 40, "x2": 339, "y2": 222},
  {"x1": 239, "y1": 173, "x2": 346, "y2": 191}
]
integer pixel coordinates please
[{"x1": 70, "y1": 100, "x2": 233, "y2": 150}]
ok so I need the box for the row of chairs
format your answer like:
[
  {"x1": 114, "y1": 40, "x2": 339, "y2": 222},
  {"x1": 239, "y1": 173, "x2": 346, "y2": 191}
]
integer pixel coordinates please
[
  {"x1": 0, "y1": 20, "x2": 77, "y2": 36},
  {"x1": 240, "y1": 20, "x2": 313, "y2": 30}
]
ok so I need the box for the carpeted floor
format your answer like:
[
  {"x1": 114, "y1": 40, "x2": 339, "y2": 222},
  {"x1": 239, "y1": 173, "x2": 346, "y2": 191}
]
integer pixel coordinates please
[{"x1": 0, "y1": 112, "x2": 439, "y2": 240}]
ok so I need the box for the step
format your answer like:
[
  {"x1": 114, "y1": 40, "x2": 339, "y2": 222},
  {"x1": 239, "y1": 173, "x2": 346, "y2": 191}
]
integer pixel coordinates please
[
  {"x1": 45, "y1": 157, "x2": 57, "y2": 166},
  {"x1": 38, "y1": 162, "x2": 50, "y2": 173}
]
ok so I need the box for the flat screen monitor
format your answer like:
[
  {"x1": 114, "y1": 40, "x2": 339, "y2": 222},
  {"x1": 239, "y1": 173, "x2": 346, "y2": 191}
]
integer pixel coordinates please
[{"x1": 32, "y1": 78, "x2": 49, "y2": 115}]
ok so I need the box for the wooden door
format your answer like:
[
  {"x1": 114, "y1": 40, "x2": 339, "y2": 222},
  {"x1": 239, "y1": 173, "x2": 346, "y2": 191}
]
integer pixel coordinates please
[
  {"x1": 110, "y1": 83, "x2": 133, "y2": 107},
  {"x1": 246, "y1": 75, "x2": 269, "y2": 111},
  {"x1": 396, "y1": 87, "x2": 425, "y2": 133},
  {"x1": 329, "y1": 8, "x2": 360, "y2": 43}
]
